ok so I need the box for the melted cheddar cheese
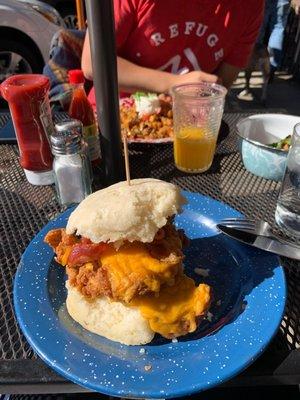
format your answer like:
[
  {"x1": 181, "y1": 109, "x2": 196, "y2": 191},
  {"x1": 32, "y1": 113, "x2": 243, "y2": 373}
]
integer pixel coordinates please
[
  {"x1": 131, "y1": 275, "x2": 211, "y2": 338},
  {"x1": 61, "y1": 247, "x2": 72, "y2": 266},
  {"x1": 99, "y1": 243, "x2": 182, "y2": 302},
  {"x1": 63, "y1": 242, "x2": 211, "y2": 339}
]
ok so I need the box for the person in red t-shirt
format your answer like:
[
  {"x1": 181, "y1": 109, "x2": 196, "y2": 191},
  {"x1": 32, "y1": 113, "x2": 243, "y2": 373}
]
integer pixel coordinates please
[{"x1": 82, "y1": 0, "x2": 264, "y2": 109}]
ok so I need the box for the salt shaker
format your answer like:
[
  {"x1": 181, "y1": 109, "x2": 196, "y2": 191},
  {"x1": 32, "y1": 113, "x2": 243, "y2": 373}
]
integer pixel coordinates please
[{"x1": 51, "y1": 120, "x2": 92, "y2": 206}]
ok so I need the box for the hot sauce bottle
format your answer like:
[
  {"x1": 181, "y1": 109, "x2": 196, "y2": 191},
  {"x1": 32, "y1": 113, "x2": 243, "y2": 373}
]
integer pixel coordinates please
[
  {"x1": 68, "y1": 69, "x2": 101, "y2": 167},
  {"x1": 0, "y1": 74, "x2": 54, "y2": 185}
]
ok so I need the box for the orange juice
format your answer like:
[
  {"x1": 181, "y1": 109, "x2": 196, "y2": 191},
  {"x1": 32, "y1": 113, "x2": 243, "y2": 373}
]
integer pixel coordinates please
[{"x1": 174, "y1": 126, "x2": 217, "y2": 172}]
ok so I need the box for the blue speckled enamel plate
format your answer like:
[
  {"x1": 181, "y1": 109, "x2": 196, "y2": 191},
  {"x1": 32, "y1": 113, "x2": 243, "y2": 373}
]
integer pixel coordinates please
[{"x1": 14, "y1": 192, "x2": 286, "y2": 398}]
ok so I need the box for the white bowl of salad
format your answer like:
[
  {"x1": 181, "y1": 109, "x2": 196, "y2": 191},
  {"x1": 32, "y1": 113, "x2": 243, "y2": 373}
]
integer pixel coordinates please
[{"x1": 236, "y1": 113, "x2": 300, "y2": 181}]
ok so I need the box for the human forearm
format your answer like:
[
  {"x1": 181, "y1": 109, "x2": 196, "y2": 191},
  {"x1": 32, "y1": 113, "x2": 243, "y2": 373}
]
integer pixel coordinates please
[
  {"x1": 81, "y1": 30, "x2": 93, "y2": 81},
  {"x1": 117, "y1": 57, "x2": 219, "y2": 94},
  {"x1": 83, "y1": 43, "x2": 174, "y2": 93},
  {"x1": 117, "y1": 57, "x2": 175, "y2": 93},
  {"x1": 292, "y1": 0, "x2": 300, "y2": 14}
]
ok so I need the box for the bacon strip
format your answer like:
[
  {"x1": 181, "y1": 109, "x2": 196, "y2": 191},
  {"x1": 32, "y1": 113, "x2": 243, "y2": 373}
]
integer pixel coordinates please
[
  {"x1": 67, "y1": 242, "x2": 111, "y2": 267},
  {"x1": 44, "y1": 229, "x2": 110, "y2": 267}
]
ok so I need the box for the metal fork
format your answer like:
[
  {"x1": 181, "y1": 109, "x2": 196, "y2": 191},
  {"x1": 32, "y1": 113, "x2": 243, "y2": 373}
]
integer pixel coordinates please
[{"x1": 218, "y1": 218, "x2": 298, "y2": 245}]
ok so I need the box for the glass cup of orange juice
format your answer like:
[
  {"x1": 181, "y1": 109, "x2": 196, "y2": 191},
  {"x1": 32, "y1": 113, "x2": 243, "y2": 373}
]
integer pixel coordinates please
[{"x1": 172, "y1": 82, "x2": 227, "y2": 173}]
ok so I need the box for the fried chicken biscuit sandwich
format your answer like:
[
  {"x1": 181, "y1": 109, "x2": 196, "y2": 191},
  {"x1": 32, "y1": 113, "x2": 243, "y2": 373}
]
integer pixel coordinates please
[{"x1": 45, "y1": 179, "x2": 211, "y2": 345}]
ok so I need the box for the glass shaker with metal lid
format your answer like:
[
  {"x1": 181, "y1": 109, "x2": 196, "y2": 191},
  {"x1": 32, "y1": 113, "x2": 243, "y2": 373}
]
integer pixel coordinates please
[{"x1": 51, "y1": 120, "x2": 92, "y2": 206}]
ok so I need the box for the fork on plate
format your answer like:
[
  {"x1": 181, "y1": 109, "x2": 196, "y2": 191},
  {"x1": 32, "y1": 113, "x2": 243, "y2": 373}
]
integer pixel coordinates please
[{"x1": 218, "y1": 218, "x2": 298, "y2": 245}]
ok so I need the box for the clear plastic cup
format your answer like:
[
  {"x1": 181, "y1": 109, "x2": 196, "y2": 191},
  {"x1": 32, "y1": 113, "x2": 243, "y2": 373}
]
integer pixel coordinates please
[
  {"x1": 172, "y1": 82, "x2": 227, "y2": 173},
  {"x1": 275, "y1": 123, "x2": 300, "y2": 237}
]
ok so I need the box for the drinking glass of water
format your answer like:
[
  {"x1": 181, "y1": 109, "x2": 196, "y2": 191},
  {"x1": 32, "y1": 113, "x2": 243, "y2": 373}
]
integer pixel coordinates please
[{"x1": 275, "y1": 123, "x2": 300, "y2": 237}]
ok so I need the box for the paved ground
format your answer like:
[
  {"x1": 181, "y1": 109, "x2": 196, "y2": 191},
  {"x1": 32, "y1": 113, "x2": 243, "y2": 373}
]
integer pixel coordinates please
[{"x1": 226, "y1": 70, "x2": 300, "y2": 115}]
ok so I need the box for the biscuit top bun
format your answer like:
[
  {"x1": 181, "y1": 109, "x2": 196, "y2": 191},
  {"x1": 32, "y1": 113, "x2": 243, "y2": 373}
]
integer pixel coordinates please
[{"x1": 66, "y1": 178, "x2": 186, "y2": 246}]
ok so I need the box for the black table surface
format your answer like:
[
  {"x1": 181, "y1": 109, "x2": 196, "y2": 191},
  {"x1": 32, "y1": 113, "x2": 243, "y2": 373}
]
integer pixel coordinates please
[{"x1": 0, "y1": 111, "x2": 300, "y2": 395}]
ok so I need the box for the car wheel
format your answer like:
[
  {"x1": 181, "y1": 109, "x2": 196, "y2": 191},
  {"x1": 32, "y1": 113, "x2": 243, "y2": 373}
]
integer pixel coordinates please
[
  {"x1": 0, "y1": 39, "x2": 43, "y2": 83},
  {"x1": 59, "y1": 4, "x2": 78, "y2": 29}
]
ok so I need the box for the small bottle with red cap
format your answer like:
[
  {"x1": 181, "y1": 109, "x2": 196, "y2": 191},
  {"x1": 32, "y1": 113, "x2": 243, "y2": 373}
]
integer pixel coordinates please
[{"x1": 68, "y1": 69, "x2": 101, "y2": 167}]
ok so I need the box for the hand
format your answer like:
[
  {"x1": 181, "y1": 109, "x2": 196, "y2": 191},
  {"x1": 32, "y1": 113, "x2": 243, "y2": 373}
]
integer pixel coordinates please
[
  {"x1": 291, "y1": 0, "x2": 300, "y2": 15},
  {"x1": 168, "y1": 70, "x2": 221, "y2": 93}
]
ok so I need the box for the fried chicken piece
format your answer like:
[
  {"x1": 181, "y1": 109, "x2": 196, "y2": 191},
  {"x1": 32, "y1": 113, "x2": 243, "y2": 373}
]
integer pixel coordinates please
[
  {"x1": 66, "y1": 240, "x2": 183, "y2": 302},
  {"x1": 99, "y1": 242, "x2": 183, "y2": 303},
  {"x1": 45, "y1": 228, "x2": 80, "y2": 265},
  {"x1": 67, "y1": 262, "x2": 112, "y2": 299},
  {"x1": 44, "y1": 228, "x2": 63, "y2": 250},
  {"x1": 45, "y1": 223, "x2": 186, "y2": 303},
  {"x1": 148, "y1": 223, "x2": 188, "y2": 259}
]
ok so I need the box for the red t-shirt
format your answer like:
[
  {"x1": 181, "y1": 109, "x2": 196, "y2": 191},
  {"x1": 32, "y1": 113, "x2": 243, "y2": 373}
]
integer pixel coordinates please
[{"x1": 88, "y1": 0, "x2": 264, "y2": 108}]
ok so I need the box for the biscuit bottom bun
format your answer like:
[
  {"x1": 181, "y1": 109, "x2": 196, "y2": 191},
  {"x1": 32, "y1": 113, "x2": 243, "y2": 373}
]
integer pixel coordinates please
[{"x1": 66, "y1": 282, "x2": 155, "y2": 345}]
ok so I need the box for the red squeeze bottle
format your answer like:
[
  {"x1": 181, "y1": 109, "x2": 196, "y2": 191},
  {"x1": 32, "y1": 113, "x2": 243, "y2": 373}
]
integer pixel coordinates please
[
  {"x1": 0, "y1": 74, "x2": 54, "y2": 185},
  {"x1": 68, "y1": 69, "x2": 101, "y2": 166}
]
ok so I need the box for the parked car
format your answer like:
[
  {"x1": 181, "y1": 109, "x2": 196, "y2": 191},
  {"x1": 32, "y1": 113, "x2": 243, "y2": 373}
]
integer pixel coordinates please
[
  {"x1": 39, "y1": 0, "x2": 77, "y2": 28},
  {"x1": 0, "y1": 0, "x2": 65, "y2": 83}
]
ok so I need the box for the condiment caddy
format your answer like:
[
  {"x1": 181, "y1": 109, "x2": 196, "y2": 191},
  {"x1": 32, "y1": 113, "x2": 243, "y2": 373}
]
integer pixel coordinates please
[{"x1": 0, "y1": 73, "x2": 97, "y2": 205}]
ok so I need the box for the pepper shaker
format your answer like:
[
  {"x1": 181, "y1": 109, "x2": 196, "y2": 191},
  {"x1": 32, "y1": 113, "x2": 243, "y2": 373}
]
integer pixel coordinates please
[{"x1": 51, "y1": 120, "x2": 92, "y2": 206}]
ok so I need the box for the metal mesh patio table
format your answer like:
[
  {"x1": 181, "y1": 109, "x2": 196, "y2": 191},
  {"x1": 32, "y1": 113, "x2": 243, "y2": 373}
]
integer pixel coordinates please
[{"x1": 0, "y1": 111, "x2": 299, "y2": 394}]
